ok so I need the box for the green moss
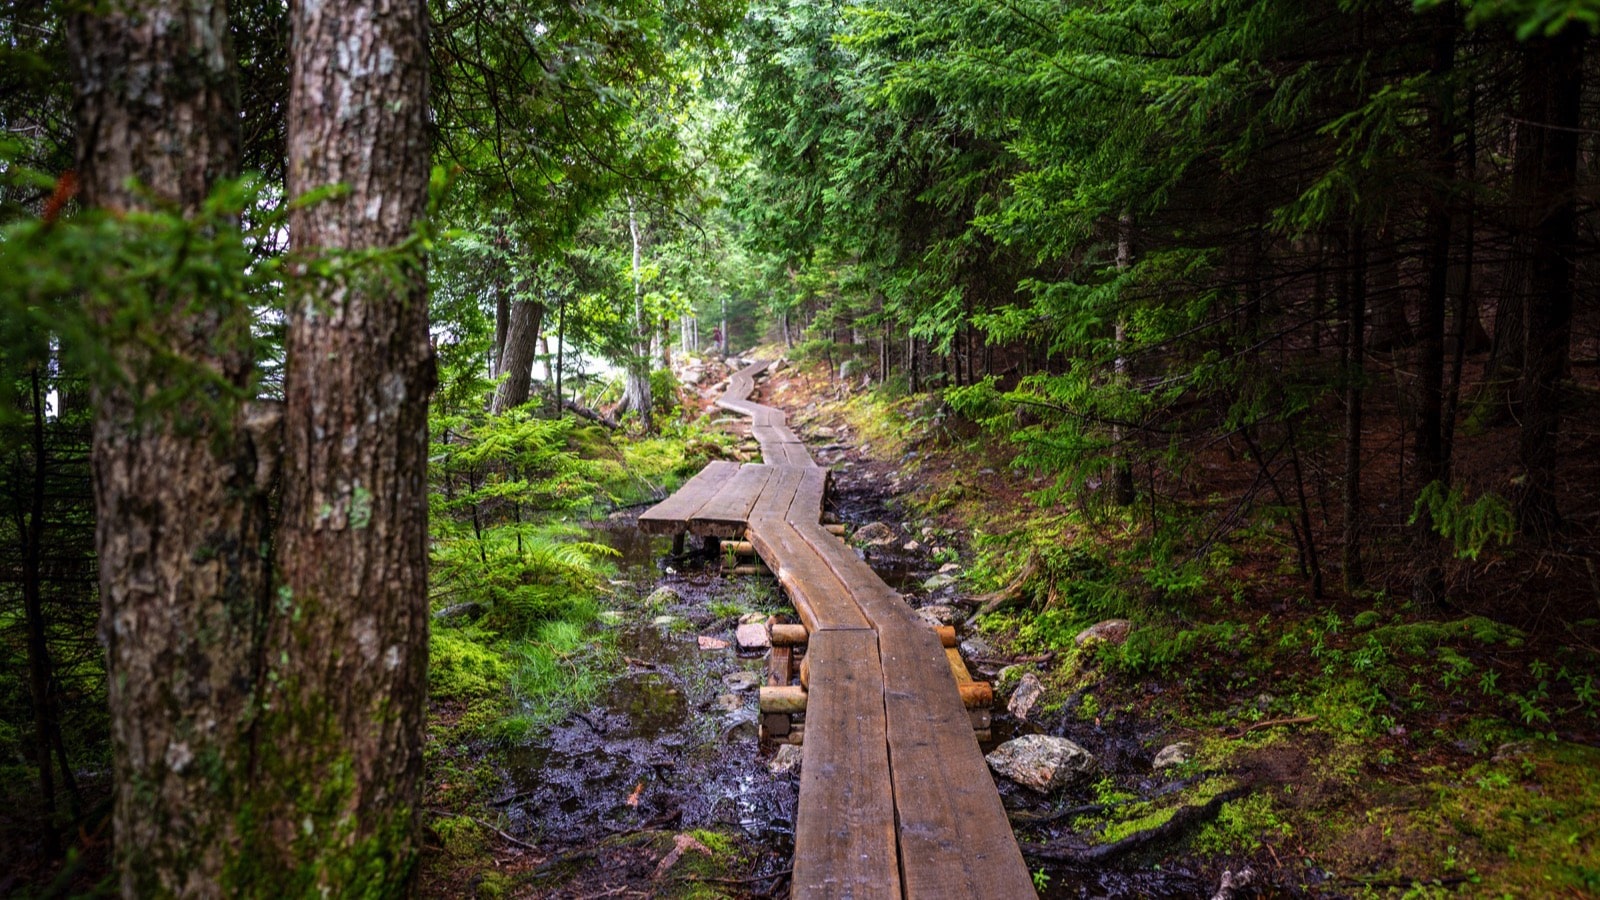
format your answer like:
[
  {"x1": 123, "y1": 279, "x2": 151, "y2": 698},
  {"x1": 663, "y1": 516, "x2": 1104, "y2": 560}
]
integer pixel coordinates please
[
  {"x1": 429, "y1": 628, "x2": 512, "y2": 700},
  {"x1": 1368, "y1": 616, "x2": 1526, "y2": 656}
]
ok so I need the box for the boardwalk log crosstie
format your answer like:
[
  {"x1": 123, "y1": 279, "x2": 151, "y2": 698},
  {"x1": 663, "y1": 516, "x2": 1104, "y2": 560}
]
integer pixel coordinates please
[{"x1": 641, "y1": 360, "x2": 1036, "y2": 899}]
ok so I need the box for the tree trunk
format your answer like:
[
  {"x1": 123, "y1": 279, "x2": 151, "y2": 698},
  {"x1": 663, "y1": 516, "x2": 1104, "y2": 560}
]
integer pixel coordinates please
[
  {"x1": 1343, "y1": 228, "x2": 1367, "y2": 591},
  {"x1": 491, "y1": 300, "x2": 544, "y2": 414},
  {"x1": 68, "y1": 4, "x2": 276, "y2": 895},
  {"x1": 21, "y1": 369, "x2": 61, "y2": 859},
  {"x1": 1515, "y1": 33, "x2": 1584, "y2": 534},
  {"x1": 1111, "y1": 212, "x2": 1135, "y2": 506},
  {"x1": 618, "y1": 196, "x2": 654, "y2": 431},
  {"x1": 266, "y1": 0, "x2": 432, "y2": 892},
  {"x1": 1413, "y1": 11, "x2": 1456, "y2": 607}
]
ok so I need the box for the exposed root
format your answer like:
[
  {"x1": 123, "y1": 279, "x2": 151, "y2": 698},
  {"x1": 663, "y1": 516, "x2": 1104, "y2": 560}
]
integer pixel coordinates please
[{"x1": 1022, "y1": 785, "x2": 1254, "y2": 865}]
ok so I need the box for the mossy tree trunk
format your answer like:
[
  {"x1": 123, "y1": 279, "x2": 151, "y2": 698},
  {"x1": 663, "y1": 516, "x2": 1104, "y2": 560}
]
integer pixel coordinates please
[
  {"x1": 254, "y1": 0, "x2": 433, "y2": 892},
  {"x1": 67, "y1": 2, "x2": 276, "y2": 894}
]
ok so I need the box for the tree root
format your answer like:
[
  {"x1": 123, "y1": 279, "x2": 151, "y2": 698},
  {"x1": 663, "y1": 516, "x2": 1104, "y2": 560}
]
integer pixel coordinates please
[{"x1": 963, "y1": 551, "x2": 1042, "y2": 625}]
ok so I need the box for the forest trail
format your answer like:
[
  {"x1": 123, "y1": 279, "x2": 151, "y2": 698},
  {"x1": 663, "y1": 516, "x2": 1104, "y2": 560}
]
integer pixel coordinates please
[{"x1": 641, "y1": 361, "x2": 1037, "y2": 900}]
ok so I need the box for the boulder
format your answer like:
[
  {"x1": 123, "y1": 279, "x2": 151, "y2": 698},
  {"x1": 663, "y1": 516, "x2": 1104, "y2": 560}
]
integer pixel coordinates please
[
  {"x1": 768, "y1": 743, "x2": 804, "y2": 776},
  {"x1": 735, "y1": 622, "x2": 771, "y2": 651},
  {"x1": 915, "y1": 604, "x2": 963, "y2": 627},
  {"x1": 1074, "y1": 619, "x2": 1132, "y2": 647},
  {"x1": 722, "y1": 711, "x2": 758, "y2": 742},
  {"x1": 853, "y1": 521, "x2": 897, "y2": 547},
  {"x1": 1152, "y1": 742, "x2": 1193, "y2": 770},
  {"x1": 1007, "y1": 673, "x2": 1045, "y2": 721},
  {"x1": 985, "y1": 734, "x2": 1097, "y2": 792}
]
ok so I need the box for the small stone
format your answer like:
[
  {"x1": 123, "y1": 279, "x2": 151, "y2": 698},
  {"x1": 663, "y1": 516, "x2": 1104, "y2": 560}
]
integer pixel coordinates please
[
  {"x1": 598, "y1": 610, "x2": 626, "y2": 624},
  {"x1": 959, "y1": 636, "x2": 995, "y2": 659},
  {"x1": 853, "y1": 521, "x2": 897, "y2": 547},
  {"x1": 735, "y1": 622, "x2": 771, "y2": 651},
  {"x1": 1074, "y1": 619, "x2": 1132, "y2": 647},
  {"x1": 1152, "y1": 742, "x2": 1194, "y2": 770},
  {"x1": 903, "y1": 540, "x2": 923, "y2": 552},
  {"x1": 1008, "y1": 673, "x2": 1045, "y2": 721},
  {"x1": 715, "y1": 693, "x2": 744, "y2": 713},
  {"x1": 697, "y1": 635, "x2": 730, "y2": 651},
  {"x1": 723, "y1": 671, "x2": 762, "y2": 692},
  {"x1": 985, "y1": 735, "x2": 1097, "y2": 793},
  {"x1": 652, "y1": 614, "x2": 679, "y2": 628},
  {"x1": 646, "y1": 586, "x2": 682, "y2": 607},
  {"x1": 921, "y1": 573, "x2": 956, "y2": 591},
  {"x1": 938, "y1": 562, "x2": 961, "y2": 575},
  {"x1": 768, "y1": 743, "x2": 804, "y2": 776},
  {"x1": 814, "y1": 425, "x2": 836, "y2": 439},
  {"x1": 739, "y1": 612, "x2": 768, "y2": 625},
  {"x1": 915, "y1": 604, "x2": 963, "y2": 627}
]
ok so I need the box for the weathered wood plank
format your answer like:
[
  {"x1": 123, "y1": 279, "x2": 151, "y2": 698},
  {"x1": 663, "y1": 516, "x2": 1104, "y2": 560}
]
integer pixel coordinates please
[
  {"x1": 637, "y1": 460, "x2": 742, "y2": 535},
  {"x1": 690, "y1": 464, "x2": 773, "y2": 538},
  {"x1": 792, "y1": 629, "x2": 900, "y2": 900},
  {"x1": 746, "y1": 521, "x2": 872, "y2": 632},
  {"x1": 749, "y1": 466, "x2": 805, "y2": 521}
]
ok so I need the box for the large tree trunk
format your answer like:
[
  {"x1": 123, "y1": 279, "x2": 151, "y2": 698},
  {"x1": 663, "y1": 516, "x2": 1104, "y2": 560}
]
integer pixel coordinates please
[
  {"x1": 491, "y1": 299, "x2": 544, "y2": 414},
  {"x1": 264, "y1": 0, "x2": 432, "y2": 892},
  {"x1": 68, "y1": 4, "x2": 276, "y2": 896},
  {"x1": 1515, "y1": 33, "x2": 1584, "y2": 534},
  {"x1": 1413, "y1": 11, "x2": 1456, "y2": 607}
]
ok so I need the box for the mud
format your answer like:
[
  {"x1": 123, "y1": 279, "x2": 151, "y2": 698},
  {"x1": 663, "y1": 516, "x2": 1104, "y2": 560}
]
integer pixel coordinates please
[{"x1": 494, "y1": 517, "x2": 796, "y2": 894}]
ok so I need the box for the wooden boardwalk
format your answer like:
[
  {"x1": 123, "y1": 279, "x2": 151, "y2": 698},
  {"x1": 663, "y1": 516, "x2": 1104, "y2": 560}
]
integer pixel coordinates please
[{"x1": 641, "y1": 361, "x2": 1036, "y2": 899}]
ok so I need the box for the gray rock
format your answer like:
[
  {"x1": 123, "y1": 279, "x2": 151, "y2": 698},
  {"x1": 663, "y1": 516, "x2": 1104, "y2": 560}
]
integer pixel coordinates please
[
  {"x1": 723, "y1": 671, "x2": 762, "y2": 692},
  {"x1": 646, "y1": 586, "x2": 682, "y2": 607},
  {"x1": 921, "y1": 573, "x2": 956, "y2": 591},
  {"x1": 813, "y1": 425, "x2": 836, "y2": 439},
  {"x1": 768, "y1": 743, "x2": 804, "y2": 776},
  {"x1": 915, "y1": 604, "x2": 963, "y2": 627},
  {"x1": 985, "y1": 735, "x2": 1097, "y2": 793},
  {"x1": 735, "y1": 622, "x2": 771, "y2": 651},
  {"x1": 714, "y1": 693, "x2": 745, "y2": 713},
  {"x1": 1152, "y1": 742, "x2": 1194, "y2": 770},
  {"x1": 1074, "y1": 619, "x2": 1132, "y2": 647},
  {"x1": 651, "y1": 614, "x2": 679, "y2": 629},
  {"x1": 853, "y1": 521, "x2": 897, "y2": 547},
  {"x1": 1007, "y1": 673, "x2": 1045, "y2": 721},
  {"x1": 722, "y1": 711, "x2": 758, "y2": 742},
  {"x1": 959, "y1": 636, "x2": 995, "y2": 659},
  {"x1": 903, "y1": 540, "x2": 923, "y2": 553},
  {"x1": 432, "y1": 602, "x2": 486, "y2": 624},
  {"x1": 937, "y1": 562, "x2": 961, "y2": 575}
]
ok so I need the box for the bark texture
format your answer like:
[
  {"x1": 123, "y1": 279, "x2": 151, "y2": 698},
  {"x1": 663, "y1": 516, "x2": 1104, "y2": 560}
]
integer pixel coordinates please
[
  {"x1": 260, "y1": 0, "x2": 432, "y2": 891},
  {"x1": 491, "y1": 299, "x2": 544, "y2": 413},
  {"x1": 68, "y1": 3, "x2": 276, "y2": 896}
]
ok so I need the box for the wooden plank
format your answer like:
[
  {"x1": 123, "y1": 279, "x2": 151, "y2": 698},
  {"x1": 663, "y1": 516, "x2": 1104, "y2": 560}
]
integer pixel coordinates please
[
  {"x1": 690, "y1": 464, "x2": 773, "y2": 538},
  {"x1": 791, "y1": 630, "x2": 900, "y2": 900},
  {"x1": 786, "y1": 520, "x2": 1035, "y2": 898},
  {"x1": 749, "y1": 466, "x2": 804, "y2": 521},
  {"x1": 788, "y1": 468, "x2": 829, "y2": 525},
  {"x1": 637, "y1": 460, "x2": 742, "y2": 535},
  {"x1": 746, "y1": 521, "x2": 872, "y2": 632}
]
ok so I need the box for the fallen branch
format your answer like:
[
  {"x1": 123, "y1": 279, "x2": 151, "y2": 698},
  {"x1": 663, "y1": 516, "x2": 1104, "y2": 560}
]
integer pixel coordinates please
[
  {"x1": 1230, "y1": 715, "x2": 1318, "y2": 736},
  {"x1": 1022, "y1": 785, "x2": 1253, "y2": 864},
  {"x1": 563, "y1": 397, "x2": 619, "y2": 429}
]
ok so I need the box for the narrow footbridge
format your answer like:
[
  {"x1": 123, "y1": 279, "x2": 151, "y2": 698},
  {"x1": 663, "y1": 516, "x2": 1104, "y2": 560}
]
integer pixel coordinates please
[{"x1": 640, "y1": 361, "x2": 1036, "y2": 899}]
